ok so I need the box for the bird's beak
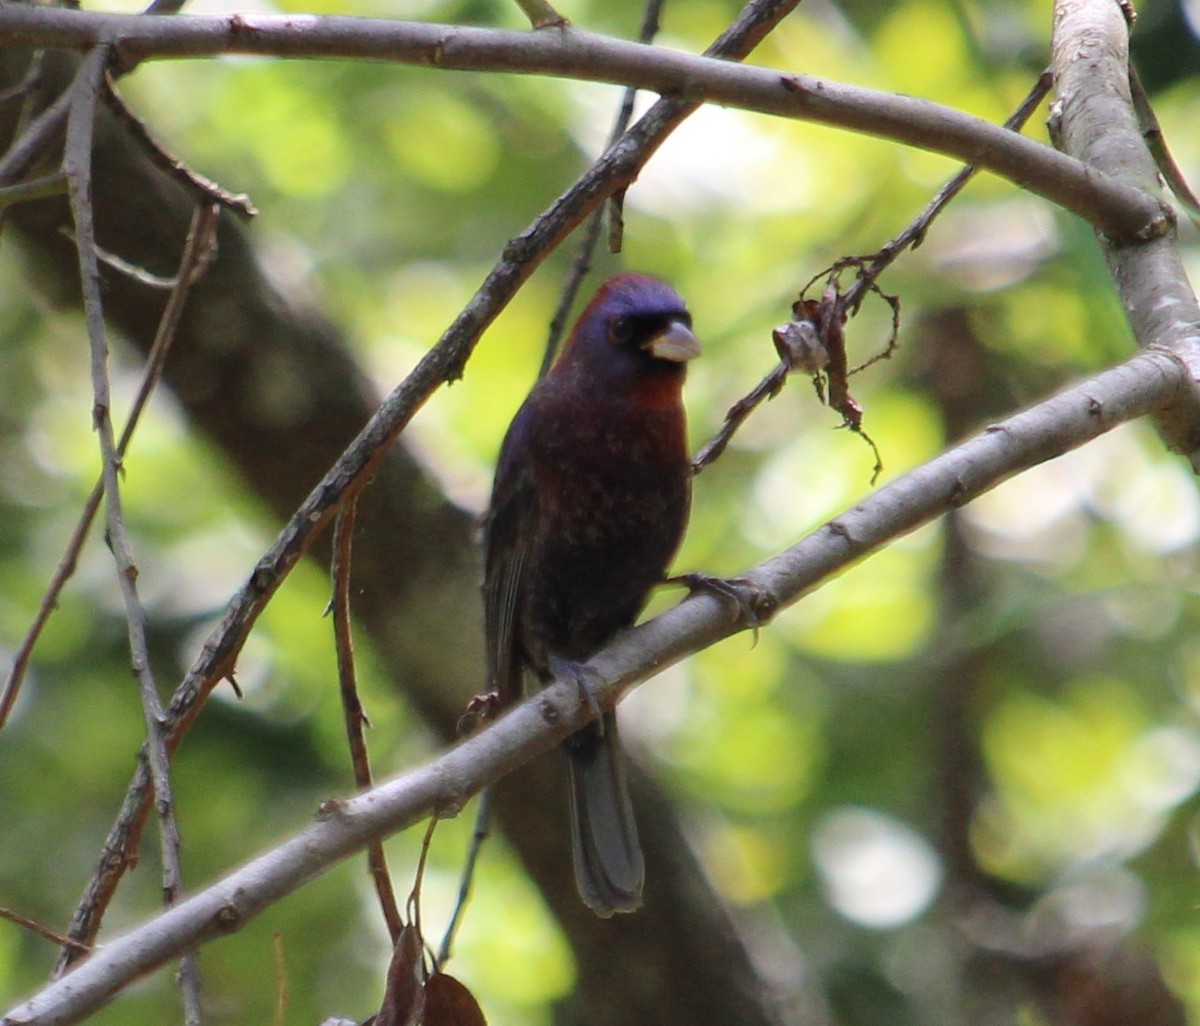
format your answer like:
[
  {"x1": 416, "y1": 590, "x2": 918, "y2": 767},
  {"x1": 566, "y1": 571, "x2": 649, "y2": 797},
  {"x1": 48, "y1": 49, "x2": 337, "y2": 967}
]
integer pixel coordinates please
[{"x1": 643, "y1": 320, "x2": 701, "y2": 362}]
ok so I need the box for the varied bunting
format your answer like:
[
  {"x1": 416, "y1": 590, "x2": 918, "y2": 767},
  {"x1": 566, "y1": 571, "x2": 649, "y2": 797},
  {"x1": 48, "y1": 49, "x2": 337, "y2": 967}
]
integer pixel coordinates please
[{"x1": 483, "y1": 273, "x2": 699, "y2": 916}]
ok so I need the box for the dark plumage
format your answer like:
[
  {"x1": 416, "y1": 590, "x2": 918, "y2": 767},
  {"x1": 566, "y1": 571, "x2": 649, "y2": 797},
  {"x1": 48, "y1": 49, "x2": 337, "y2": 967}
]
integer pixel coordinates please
[{"x1": 483, "y1": 273, "x2": 699, "y2": 916}]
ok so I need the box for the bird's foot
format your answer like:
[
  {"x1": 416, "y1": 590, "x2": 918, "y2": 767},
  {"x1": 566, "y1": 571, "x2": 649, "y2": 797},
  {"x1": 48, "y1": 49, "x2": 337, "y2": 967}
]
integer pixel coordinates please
[
  {"x1": 547, "y1": 654, "x2": 606, "y2": 731},
  {"x1": 671, "y1": 572, "x2": 779, "y2": 645},
  {"x1": 458, "y1": 690, "x2": 502, "y2": 735}
]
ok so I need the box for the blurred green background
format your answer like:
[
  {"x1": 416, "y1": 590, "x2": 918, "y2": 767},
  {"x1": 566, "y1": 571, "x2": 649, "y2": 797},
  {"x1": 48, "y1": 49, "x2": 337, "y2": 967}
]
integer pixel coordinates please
[{"x1": 3, "y1": 0, "x2": 1200, "y2": 1023}]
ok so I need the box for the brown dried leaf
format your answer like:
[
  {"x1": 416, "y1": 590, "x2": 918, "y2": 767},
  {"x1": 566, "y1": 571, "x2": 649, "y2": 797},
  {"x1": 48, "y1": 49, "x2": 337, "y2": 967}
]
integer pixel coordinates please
[
  {"x1": 374, "y1": 924, "x2": 426, "y2": 1026},
  {"x1": 423, "y1": 972, "x2": 488, "y2": 1026}
]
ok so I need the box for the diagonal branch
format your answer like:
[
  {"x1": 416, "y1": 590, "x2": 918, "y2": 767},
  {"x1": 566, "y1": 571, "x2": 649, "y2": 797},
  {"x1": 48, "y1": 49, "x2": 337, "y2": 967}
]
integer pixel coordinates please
[
  {"x1": 1, "y1": 201, "x2": 217, "y2": 728},
  {"x1": 61, "y1": 43, "x2": 203, "y2": 1022},
  {"x1": 0, "y1": 4, "x2": 1167, "y2": 240},
  {"x1": 329, "y1": 499, "x2": 404, "y2": 944},
  {"x1": 49, "y1": 0, "x2": 802, "y2": 957},
  {"x1": 539, "y1": 0, "x2": 668, "y2": 375},
  {"x1": 3, "y1": 342, "x2": 1189, "y2": 1026},
  {"x1": 692, "y1": 69, "x2": 1056, "y2": 475}
]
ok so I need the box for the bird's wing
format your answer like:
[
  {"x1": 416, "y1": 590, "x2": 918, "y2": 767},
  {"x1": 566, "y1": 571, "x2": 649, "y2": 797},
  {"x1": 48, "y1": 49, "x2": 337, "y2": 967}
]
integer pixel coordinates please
[{"x1": 482, "y1": 407, "x2": 539, "y2": 706}]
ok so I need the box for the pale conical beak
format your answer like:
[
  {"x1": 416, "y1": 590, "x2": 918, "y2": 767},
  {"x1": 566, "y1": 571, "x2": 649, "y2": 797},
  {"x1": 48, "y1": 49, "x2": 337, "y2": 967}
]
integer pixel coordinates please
[{"x1": 643, "y1": 320, "x2": 701, "y2": 362}]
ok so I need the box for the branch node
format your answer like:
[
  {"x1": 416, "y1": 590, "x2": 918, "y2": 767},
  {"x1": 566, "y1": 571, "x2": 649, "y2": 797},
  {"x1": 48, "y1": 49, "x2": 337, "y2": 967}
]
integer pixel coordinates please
[
  {"x1": 514, "y1": 0, "x2": 568, "y2": 30},
  {"x1": 226, "y1": 13, "x2": 256, "y2": 37},
  {"x1": 502, "y1": 234, "x2": 534, "y2": 263},
  {"x1": 538, "y1": 694, "x2": 561, "y2": 725},
  {"x1": 317, "y1": 797, "x2": 351, "y2": 822},
  {"x1": 826, "y1": 519, "x2": 857, "y2": 546},
  {"x1": 213, "y1": 905, "x2": 242, "y2": 933}
]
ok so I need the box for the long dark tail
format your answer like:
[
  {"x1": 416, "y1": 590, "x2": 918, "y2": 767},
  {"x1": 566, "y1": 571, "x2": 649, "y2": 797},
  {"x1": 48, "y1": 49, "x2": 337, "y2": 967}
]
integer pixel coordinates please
[{"x1": 564, "y1": 712, "x2": 644, "y2": 917}]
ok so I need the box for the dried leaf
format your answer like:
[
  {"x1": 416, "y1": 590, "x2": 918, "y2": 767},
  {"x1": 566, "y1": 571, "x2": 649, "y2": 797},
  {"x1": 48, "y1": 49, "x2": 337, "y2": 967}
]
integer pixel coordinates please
[
  {"x1": 374, "y1": 924, "x2": 426, "y2": 1026},
  {"x1": 423, "y1": 972, "x2": 487, "y2": 1026},
  {"x1": 771, "y1": 317, "x2": 827, "y2": 375}
]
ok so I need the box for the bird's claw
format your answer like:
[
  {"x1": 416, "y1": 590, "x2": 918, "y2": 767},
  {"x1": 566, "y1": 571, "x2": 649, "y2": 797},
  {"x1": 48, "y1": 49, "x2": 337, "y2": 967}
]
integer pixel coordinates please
[
  {"x1": 547, "y1": 654, "x2": 606, "y2": 732},
  {"x1": 458, "y1": 690, "x2": 502, "y2": 735},
  {"x1": 671, "y1": 572, "x2": 778, "y2": 645}
]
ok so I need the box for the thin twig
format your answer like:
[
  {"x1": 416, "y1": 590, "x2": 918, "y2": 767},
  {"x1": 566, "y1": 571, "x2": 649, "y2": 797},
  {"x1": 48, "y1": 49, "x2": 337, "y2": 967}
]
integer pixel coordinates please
[
  {"x1": 0, "y1": 52, "x2": 252, "y2": 222},
  {"x1": 0, "y1": 50, "x2": 43, "y2": 104},
  {"x1": 605, "y1": 0, "x2": 666, "y2": 247},
  {"x1": 841, "y1": 69, "x2": 1054, "y2": 314},
  {"x1": 55, "y1": 759, "x2": 156, "y2": 975},
  {"x1": 101, "y1": 73, "x2": 255, "y2": 219},
  {"x1": 539, "y1": 0, "x2": 668, "y2": 377},
  {"x1": 0, "y1": 907, "x2": 92, "y2": 953},
  {"x1": 53, "y1": 0, "x2": 803, "y2": 960},
  {"x1": 58, "y1": 224, "x2": 183, "y2": 287},
  {"x1": 0, "y1": 85, "x2": 72, "y2": 187},
  {"x1": 436, "y1": 786, "x2": 492, "y2": 969},
  {"x1": 690, "y1": 363, "x2": 790, "y2": 473},
  {"x1": 330, "y1": 499, "x2": 404, "y2": 944},
  {"x1": 143, "y1": 0, "x2": 192, "y2": 15},
  {"x1": 539, "y1": 201, "x2": 605, "y2": 378},
  {"x1": 692, "y1": 70, "x2": 1054, "y2": 474},
  {"x1": 1128, "y1": 64, "x2": 1200, "y2": 229},
  {"x1": 2, "y1": 202, "x2": 218, "y2": 730},
  {"x1": 410, "y1": 816, "x2": 439, "y2": 933},
  {"x1": 0, "y1": 169, "x2": 66, "y2": 207},
  {"x1": 0, "y1": 52, "x2": 47, "y2": 241},
  {"x1": 511, "y1": 0, "x2": 566, "y2": 29},
  {"x1": 62, "y1": 47, "x2": 202, "y2": 1023},
  {"x1": 271, "y1": 933, "x2": 289, "y2": 1026}
]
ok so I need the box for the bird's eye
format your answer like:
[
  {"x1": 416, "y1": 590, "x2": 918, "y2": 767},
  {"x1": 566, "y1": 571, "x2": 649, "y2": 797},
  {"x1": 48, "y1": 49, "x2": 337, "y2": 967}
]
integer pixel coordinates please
[{"x1": 610, "y1": 316, "x2": 634, "y2": 344}]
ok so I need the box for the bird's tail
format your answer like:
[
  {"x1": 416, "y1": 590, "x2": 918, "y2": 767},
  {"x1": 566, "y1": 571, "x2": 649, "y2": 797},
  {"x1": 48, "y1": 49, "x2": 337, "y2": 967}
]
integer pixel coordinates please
[{"x1": 564, "y1": 712, "x2": 645, "y2": 917}]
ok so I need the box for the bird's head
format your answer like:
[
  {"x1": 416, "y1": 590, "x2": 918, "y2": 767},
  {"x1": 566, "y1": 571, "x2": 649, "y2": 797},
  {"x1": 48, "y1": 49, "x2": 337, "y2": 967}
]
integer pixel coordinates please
[{"x1": 557, "y1": 274, "x2": 700, "y2": 398}]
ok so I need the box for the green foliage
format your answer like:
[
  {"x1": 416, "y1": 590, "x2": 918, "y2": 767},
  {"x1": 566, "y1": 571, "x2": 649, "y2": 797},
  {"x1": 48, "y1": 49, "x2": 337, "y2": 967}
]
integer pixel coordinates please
[{"x1": 3, "y1": 0, "x2": 1200, "y2": 1022}]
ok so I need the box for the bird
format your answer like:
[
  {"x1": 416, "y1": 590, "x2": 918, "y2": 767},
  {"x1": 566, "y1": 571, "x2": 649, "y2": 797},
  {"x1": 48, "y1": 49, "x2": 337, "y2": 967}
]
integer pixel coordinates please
[{"x1": 482, "y1": 273, "x2": 699, "y2": 916}]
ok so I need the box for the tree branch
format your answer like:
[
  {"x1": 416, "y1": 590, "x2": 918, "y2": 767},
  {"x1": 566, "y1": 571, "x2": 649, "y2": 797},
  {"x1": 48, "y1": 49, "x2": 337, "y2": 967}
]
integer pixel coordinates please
[
  {"x1": 1051, "y1": 0, "x2": 1200, "y2": 461},
  {"x1": 0, "y1": 4, "x2": 1167, "y2": 241},
  {"x1": 1, "y1": 9, "x2": 805, "y2": 1020},
  {"x1": 61, "y1": 43, "x2": 204, "y2": 1023},
  {"x1": 2, "y1": 342, "x2": 1188, "y2": 1026}
]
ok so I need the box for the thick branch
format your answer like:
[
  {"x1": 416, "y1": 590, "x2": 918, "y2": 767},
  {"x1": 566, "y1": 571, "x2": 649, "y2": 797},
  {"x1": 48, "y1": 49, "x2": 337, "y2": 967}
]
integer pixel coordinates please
[
  {"x1": 1051, "y1": 0, "x2": 1200, "y2": 460},
  {"x1": 0, "y1": 5, "x2": 1165, "y2": 240},
  {"x1": 2, "y1": 344, "x2": 1187, "y2": 1026}
]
